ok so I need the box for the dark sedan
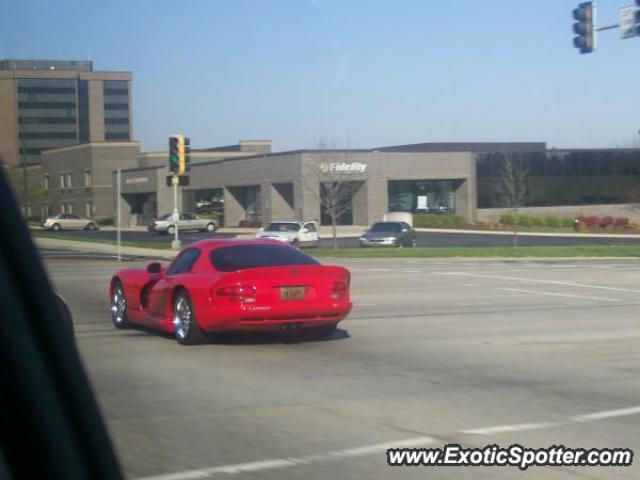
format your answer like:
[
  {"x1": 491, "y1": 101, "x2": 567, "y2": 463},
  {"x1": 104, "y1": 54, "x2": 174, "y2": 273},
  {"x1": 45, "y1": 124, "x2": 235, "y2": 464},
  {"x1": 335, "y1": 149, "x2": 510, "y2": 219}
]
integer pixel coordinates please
[{"x1": 358, "y1": 221, "x2": 417, "y2": 247}]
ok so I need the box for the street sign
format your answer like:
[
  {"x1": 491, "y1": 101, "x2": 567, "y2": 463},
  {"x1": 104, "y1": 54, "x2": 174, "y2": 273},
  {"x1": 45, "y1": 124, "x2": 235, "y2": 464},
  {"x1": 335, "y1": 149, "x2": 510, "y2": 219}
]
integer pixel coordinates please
[{"x1": 620, "y1": 5, "x2": 637, "y2": 38}]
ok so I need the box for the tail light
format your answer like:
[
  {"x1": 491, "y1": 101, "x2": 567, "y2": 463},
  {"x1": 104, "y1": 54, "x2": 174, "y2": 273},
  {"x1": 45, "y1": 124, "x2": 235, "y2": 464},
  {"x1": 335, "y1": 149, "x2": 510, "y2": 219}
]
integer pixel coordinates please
[
  {"x1": 215, "y1": 284, "x2": 257, "y2": 303},
  {"x1": 331, "y1": 281, "x2": 348, "y2": 299}
]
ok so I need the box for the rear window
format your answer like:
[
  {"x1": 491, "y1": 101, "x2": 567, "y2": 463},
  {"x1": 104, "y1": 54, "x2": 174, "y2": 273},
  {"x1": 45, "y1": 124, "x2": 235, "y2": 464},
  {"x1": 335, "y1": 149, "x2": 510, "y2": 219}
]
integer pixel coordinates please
[
  {"x1": 265, "y1": 222, "x2": 300, "y2": 232},
  {"x1": 210, "y1": 244, "x2": 319, "y2": 272}
]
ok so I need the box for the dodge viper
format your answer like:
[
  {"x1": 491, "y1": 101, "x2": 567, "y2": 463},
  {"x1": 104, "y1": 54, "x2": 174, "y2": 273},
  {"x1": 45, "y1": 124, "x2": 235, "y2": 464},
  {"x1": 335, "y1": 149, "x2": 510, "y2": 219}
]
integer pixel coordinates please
[{"x1": 109, "y1": 239, "x2": 352, "y2": 345}]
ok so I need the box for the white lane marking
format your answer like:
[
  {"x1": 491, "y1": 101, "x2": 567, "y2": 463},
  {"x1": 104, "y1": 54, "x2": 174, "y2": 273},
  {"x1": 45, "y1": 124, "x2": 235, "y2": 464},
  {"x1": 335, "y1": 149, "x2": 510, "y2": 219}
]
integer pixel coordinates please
[
  {"x1": 135, "y1": 436, "x2": 436, "y2": 480},
  {"x1": 461, "y1": 422, "x2": 561, "y2": 435},
  {"x1": 499, "y1": 287, "x2": 621, "y2": 303},
  {"x1": 459, "y1": 302, "x2": 489, "y2": 306},
  {"x1": 402, "y1": 270, "x2": 421, "y2": 273},
  {"x1": 438, "y1": 272, "x2": 640, "y2": 294},
  {"x1": 571, "y1": 406, "x2": 640, "y2": 422},
  {"x1": 462, "y1": 405, "x2": 640, "y2": 436},
  {"x1": 460, "y1": 283, "x2": 477, "y2": 287}
]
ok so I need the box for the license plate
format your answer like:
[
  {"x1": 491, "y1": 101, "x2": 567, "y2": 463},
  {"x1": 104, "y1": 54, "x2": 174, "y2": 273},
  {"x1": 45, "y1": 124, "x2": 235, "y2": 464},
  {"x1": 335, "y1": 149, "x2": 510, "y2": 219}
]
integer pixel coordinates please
[{"x1": 280, "y1": 286, "x2": 306, "y2": 300}]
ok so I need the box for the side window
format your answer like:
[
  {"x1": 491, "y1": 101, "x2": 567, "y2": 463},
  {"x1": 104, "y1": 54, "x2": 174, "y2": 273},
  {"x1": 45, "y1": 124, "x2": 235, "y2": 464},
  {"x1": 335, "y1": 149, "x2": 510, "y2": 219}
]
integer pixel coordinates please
[
  {"x1": 166, "y1": 248, "x2": 201, "y2": 276},
  {"x1": 183, "y1": 213, "x2": 195, "y2": 220},
  {"x1": 304, "y1": 223, "x2": 317, "y2": 233}
]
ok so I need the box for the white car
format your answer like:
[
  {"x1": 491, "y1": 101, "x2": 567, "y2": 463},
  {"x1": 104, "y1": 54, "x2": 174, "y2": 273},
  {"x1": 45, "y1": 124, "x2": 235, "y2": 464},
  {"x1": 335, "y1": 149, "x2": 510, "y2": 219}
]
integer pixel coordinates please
[
  {"x1": 256, "y1": 221, "x2": 320, "y2": 247},
  {"x1": 148, "y1": 213, "x2": 217, "y2": 234},
  {"x1": 42, "y1": 214, "x2": 98, "y2": 231}
]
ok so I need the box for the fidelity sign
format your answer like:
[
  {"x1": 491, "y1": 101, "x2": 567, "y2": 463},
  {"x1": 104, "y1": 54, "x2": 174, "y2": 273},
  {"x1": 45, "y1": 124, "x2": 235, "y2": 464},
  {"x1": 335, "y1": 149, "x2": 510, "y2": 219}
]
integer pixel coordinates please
[{"x1": 320, "y1": 162, "x2": 368, "y2": 174}]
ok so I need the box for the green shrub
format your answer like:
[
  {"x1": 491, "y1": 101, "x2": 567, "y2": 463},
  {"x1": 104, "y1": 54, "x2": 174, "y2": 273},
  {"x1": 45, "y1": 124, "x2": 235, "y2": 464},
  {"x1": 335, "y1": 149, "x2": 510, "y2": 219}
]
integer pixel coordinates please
[
  {"x1": 516, "y1": 214, "x2": 531, "y2": 227},
  {"x1": 451, "y1": 215, "x2": 466, "y2": 227},
  {"x1": 500, "y1": 213, "x2": 514, "y2": 225},
  {"x1": 97, "y1": 216, "x2": 115, "y2": 226},
  {"x1": 560, "y1": 217, "x2": 574, "y2": 228},
  {"x1": 530, "y1": 217, "x2": 544, "y2": 227},
  {"x1": 544, "y1": 216, "x2": 561, "y2": 228},
  {"x1": 413, "y1": 214, "x2": 467, "y2": 228}
]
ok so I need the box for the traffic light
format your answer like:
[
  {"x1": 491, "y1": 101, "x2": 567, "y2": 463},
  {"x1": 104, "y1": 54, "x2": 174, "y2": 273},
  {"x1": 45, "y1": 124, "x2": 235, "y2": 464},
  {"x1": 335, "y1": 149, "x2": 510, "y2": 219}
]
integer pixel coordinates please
[
  {"x1": 178, "y1": 136, "x2": 191, "y2": 175},
  {"x1": 573, "y1": 2, "x2": 595, "y2": 54},
  {"x1": 168, "y1": 135, "x2": 181, "y2": 174}
]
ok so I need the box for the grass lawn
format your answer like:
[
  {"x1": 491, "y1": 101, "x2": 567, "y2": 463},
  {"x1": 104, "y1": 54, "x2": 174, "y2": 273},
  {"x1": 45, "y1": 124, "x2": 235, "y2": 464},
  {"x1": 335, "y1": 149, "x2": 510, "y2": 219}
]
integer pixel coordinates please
[{"x1": 32, "y1": 230, "x2": 173, "y2": 250}]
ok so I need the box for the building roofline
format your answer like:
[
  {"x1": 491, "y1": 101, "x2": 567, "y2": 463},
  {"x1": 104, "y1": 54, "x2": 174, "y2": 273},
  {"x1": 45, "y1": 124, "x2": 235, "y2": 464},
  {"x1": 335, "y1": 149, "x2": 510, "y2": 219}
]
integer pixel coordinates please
[{"x1": 41, "y1": 141, "x2": 140, "y2": 155}]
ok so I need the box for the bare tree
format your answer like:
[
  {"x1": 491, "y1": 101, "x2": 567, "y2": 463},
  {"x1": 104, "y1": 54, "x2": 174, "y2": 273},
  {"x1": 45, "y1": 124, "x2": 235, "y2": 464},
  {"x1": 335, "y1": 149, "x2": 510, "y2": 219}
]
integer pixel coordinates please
[
  {"x1": 491, "y1": 152, "x2": 530, "y2": 248},
  {"x1": 304, "y1": 140, "x2": 365, "y2": 249}
]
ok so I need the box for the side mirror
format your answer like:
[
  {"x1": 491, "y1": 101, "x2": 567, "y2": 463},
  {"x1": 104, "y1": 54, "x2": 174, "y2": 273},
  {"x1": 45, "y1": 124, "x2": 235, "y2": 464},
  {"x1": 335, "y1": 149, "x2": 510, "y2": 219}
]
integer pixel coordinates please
[
  {"x1": 146, "y1": 262, "x2": 162, "y2": 274},
  {"x1": 301, "y1": 228, "x2": 309, "y2": 233}
]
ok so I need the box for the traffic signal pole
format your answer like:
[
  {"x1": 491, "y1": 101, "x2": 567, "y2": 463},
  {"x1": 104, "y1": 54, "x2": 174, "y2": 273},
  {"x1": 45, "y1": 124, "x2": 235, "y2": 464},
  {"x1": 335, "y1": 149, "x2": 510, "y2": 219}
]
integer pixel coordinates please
[{"x1": 171, "y1": 175, "x2": 181, "y2": 250}]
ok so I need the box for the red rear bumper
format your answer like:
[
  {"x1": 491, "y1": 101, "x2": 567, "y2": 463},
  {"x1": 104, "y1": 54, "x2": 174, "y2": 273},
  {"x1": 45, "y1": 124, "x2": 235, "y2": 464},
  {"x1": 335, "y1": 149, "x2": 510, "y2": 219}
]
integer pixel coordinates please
[{"x1": 196, "y1": 301, "x2": 352, "y2": 333}]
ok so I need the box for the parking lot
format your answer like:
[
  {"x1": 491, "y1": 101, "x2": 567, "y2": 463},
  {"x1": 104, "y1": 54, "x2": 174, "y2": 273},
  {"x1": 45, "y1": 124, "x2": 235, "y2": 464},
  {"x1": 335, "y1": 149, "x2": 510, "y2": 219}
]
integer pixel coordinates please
[{"x1": 47, "y1": 257, "x2": 640, "y2": 479}]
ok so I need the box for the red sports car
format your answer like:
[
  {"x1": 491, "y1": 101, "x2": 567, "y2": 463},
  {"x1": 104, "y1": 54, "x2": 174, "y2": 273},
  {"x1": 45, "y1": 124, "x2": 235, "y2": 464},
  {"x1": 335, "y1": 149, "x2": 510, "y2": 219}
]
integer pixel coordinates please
[{"x1": 109, "y1": 239, "x2": 352, "y2": 345}]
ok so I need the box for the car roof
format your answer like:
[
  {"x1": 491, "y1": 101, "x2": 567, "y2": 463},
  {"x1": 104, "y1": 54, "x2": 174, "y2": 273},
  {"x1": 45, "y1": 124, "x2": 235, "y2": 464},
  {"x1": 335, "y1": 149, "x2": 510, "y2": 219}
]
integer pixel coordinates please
[{"x1": 268, "y1": 220, "x2": 305, "y2": 224}]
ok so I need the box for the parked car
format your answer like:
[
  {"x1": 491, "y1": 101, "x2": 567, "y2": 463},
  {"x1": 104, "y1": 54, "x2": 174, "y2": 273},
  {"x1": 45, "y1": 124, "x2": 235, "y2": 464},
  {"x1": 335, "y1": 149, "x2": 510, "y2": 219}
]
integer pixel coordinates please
[
  {"x1": 42, "y1": 213, "x2": 98, "y2": 231},
  {"x1": 359, "y1": 221, "x2": 417, "y2": 247},
  {"x1": 256, "y1": 221, "x2": 320, "y2": 247},
  {"x1": 109, "y1": 239, "x2": 352, "y2": 345},
  {"x1": 148, "y1": 212, "x2": 217, "y2": 234}
]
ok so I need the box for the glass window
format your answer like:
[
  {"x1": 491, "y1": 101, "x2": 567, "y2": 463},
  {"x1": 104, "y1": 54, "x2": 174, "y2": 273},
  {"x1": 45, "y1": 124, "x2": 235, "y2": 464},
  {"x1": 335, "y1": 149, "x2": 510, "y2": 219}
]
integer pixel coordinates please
[
  {"x1": 43, "y1": 175, "x2": 49, "y2": 191},
  {"x1": 303, "y1": 223, "x2": 317, "y2": 232},
  {"x1": 266, "y1": 222, "x2": 301, "y2": 232},
  {"x1": 166, "y1": 248, "x2": 201, "y2": 276},
  {"x1": 369, "y1": 222, "x2": 401, "y2": 233},
  {"x1": 85, "y1": 201, "x2": 93, "y2": 218},
  {"x1": 59, "y1": 174, "x2": 65, "y2": 189},
  {"x1": 210, "y1": 245, "x2": 319, "y2": 272},
  {"x1": 84, "y1": 171, "x2": 92, "y2": 186},
  {"x1": 65, "y1": 173, "x2": 72, "y2": 188},
  {"x1": 388, "y1": 180, "x2": 455, "y2": 214}
]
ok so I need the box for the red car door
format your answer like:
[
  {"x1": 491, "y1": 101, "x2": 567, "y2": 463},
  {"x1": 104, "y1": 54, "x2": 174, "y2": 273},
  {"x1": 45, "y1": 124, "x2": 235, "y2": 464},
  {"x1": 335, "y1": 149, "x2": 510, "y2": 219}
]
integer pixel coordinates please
[{"x1": 147, "y1": 248, "x2": 201, "y2": 319}]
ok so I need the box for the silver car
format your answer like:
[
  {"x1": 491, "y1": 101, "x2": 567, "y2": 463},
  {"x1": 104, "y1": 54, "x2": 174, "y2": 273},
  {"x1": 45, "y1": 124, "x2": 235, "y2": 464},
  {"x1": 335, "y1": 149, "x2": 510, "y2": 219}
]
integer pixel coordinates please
[
  {"x1": 148, "y1": 212, "x2": 217, "y2": 235},
  {"x1": 42, "y1": 214, "x2": 98, "y2": 231}
]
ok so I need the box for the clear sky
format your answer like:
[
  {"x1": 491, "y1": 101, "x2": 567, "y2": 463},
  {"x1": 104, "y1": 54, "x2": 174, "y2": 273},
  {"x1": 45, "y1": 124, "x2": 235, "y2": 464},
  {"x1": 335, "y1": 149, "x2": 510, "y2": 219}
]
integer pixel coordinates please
[{"x1": 2, "y1": 0, "x2": 639, "y2": 151}]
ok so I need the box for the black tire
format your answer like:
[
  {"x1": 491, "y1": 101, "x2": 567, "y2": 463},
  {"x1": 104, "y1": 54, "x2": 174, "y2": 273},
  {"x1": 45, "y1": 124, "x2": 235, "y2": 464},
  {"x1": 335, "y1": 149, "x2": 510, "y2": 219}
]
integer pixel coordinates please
[
  {"x1": 167, "y1": 225, "x2": 176, "y2": 235},
  {"x1": 410, "y1": 237, "x2": 417, "y2": 247},
  {"x1": 110, "y1": 280, "x2": 130, "y2": 329},
  {"x1": 205, "y1": 223, "x2": 216, "y2": 233},
  {"x1": 308, "y1": 322, "x2": 338, "y2": 339},
  {"x1": 173, "y1": 290, "x2": 207, "y2": 345},
  {"x1": 84, "y1": 222, "x2": 97, "y2": 231},
  {"x1": 51, "y1": 223, "x2": 61, "y2": 231}
]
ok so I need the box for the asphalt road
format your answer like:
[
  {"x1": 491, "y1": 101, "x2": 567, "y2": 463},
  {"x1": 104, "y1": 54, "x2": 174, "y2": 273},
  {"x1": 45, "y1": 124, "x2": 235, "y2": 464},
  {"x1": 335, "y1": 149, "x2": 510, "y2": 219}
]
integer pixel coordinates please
[
  {"x1": 39, "y1": 228, "x2": 640, "y2": 248},
  {"x1": 46, "y1": 257, "x2": 640, "y2": 479}
]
